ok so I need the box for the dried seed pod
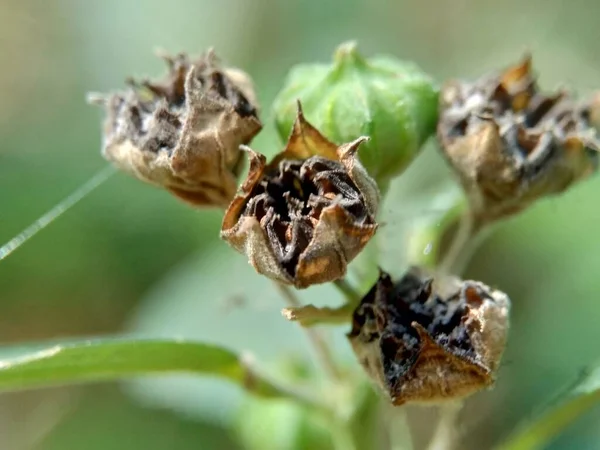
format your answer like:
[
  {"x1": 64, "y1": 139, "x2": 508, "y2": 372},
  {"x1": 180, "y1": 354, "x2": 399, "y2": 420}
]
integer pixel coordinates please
[
  {"x1": 438, "y1": 55, "x2": 600, "y2": 223},
  {"x1": 221, "y1": 103, "x2": 379, "y2": 289},
  {"x1": 347, "y1": 267, "x2": 510, "y2": 406},
  {"x1": 89, "y1": 50, "x2": 262, "y2": 208}
]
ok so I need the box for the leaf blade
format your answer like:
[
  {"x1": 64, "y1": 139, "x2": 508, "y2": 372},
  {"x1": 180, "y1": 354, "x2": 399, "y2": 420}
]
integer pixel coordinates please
[
  {"x1": 0, "y1": 338, "x2": 284, "y2": 400},
  {"x1": 496, "y1": 365, "x2": 600, "y2": 450}
]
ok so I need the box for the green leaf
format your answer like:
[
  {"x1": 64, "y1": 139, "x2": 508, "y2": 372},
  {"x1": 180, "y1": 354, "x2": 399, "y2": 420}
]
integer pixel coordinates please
[
  {"x1": 126, "y1": 245, "x2": 356, "y2": 421},
  {"x1": 496, "y1": 364, "x2": 600, "y2": 450},
  {"x1": 39, "y1": 386, "x2": 240, "y2": 450},
  {"x1": 0, "y1": 338, "x2": 296, "y2": 401}
]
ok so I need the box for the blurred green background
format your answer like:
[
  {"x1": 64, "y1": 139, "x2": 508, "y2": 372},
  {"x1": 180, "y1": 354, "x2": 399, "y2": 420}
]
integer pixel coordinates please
[{"x1": 2, "y1": 0, "x2": 600, "y2": 449}]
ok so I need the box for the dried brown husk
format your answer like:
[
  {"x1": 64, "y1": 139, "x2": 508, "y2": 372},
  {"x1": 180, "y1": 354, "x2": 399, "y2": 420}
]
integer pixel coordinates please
[
  {"x1": 438, "y1": 55, "x2": 600, "y2": 223},
  {"x1": 90, "y1": 49, "x2": 262, "y2": 208},
  {"x1": 221, "y1": 104, "x2": 380, "y2": 289},
  {"x1": 347, "y1": 267, "x2": 510, "y2": 406}
]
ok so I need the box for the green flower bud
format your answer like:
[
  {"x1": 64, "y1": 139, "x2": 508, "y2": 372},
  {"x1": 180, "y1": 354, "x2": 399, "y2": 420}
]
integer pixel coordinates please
[{"x1": 272, "y1": 41, "x2": 439, "y2": 191}]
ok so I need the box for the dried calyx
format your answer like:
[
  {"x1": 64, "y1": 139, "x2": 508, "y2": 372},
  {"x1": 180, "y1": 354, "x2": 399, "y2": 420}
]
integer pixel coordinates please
[
  {"x1": 438, "y1": 55, "x2": 600, "y2": 223},
  {"x1": 221, "y1": 103, "x2": 379, "y2": 289},
  {"x1": 89, "y1": 49, "x2": 262, "y2": 208},
  {"x1": 348, "y1": 267, "x2": 510, "y2": 406}
]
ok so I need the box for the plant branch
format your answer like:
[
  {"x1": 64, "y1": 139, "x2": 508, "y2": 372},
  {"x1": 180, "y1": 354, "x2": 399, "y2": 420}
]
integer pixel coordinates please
[
  {"x1": 438, "y1": 211, "x2": 486, "y2": 275},
  {"x1": 386, "y1": 405, "x2": 415, "y2": 450},
  {"x1": 438, "y1": 211, "x2": 475, "y2": 274},
  {"x1": 333, "y1": 278, "x2": 362, "y2": 305},
  {"x1": 275, "y1": 283, "x2": 342, "y2": 380},
  {"x1": 282, "y1": 303, "x2": 354, "y2": 327},
  {"x1": 280, "y1": 278, "x2": 361, "y2": 327},
  {"x1": 239, "y1": 354, "x2": 330, "y2": 412}
]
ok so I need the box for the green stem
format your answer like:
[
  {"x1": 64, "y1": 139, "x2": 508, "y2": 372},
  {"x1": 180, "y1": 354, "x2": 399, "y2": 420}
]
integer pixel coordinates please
[
  {"x1": 426, "y1": 401, "x2": 464, "y2": 450},
  {"x1": 275, "y1": 283, "x2": 342, "y2": 380},
  {"x1": 280, "y1": 278, "x2": 361, "y2": 327},
  {"x1": 282, "y1": 303, "x2": 354, "y2": 327},
  {"x1": 241, "y1": 356, "x2": 332, "y2": 412},
  {"x1": 332, "y1": 423, "x2": 359, "y2": 450},
  {"x1": 438, "y1": 212, "x2": 485, "y2": 276},
  {"x1": 333, "y1": 278, "x2": 362, "y2": 306},
  {"x1": 386, "y1": 405, "x2": 415, "y2": 450}
]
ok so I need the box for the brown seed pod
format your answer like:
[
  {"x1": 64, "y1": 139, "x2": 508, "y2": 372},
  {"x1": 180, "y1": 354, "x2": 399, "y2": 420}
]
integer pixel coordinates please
[
  {"x1": 89, "y1": 49, "x2": 262, "y2": 208},
  {"x1": 438, "y1": 55, "x2": 600, "y2": 223},
  {"x1": 221, "y1": 103, "x2": 380, "y2": 289},
  {"x1": 347, "y1": 267, "x2": 510, "y2": 406}
]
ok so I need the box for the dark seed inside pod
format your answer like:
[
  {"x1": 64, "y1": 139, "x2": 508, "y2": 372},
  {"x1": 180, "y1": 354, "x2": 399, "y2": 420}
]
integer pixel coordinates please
[
  {"x1": 135, "y1": 54, "x2": 258, "y2": 118},
  {"x1": 207, "y1": 71, "x2": 256, "y2": 118},
  {"x1": 242, "y1": 156, "x2": 374, "y2": 277},
  {"x1": 437, "y1": 57, "x2": 600, "y2": 226},
  {"x1": 349, "y1": 272, "x2": 481, "y2": 386},
  {"x1": 110, "y1": 54, "x2": 259, "y2": 156},
  {"x1": 440, "y1": 57, "x2": 600, "y2": 172}
]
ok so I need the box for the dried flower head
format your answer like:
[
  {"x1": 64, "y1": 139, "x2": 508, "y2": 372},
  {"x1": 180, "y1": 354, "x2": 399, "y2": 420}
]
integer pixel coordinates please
[
  {"x1": 89, "y1": 49, "x2": 262, "y2": 208},
  {"x1": 347, "y1": 267, "x2": 510, "y2": 406},
  {"x1": 221, "y1": 103, "x2": 379, "y2": 289},
  {"x1": 438, "y1": 55, "x2": 600, "y2": 223}
]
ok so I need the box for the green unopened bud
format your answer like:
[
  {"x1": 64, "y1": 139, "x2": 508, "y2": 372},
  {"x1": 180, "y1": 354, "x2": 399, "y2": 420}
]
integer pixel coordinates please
[{"x1": 272, "y1": 41, "x2": 439, "y2": 191}]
